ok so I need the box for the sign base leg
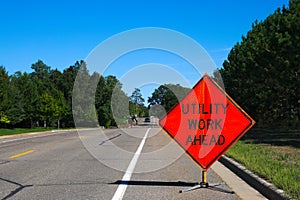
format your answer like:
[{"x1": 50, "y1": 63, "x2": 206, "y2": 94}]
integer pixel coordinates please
[
  {"x1": 179, "y1": 182, "x2": 234, "y2": 194},
  {"x1": 179, "y1": 170, "x2": 234, "y2": 194}
]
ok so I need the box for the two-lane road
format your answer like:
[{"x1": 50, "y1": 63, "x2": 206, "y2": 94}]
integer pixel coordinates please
[{"x1": 0, "y1": 127, "x2": 241, "y2": 199}]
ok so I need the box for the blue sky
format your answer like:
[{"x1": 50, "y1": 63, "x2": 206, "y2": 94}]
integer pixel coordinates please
[{"x1": 0, "y1": 0, "x2": 289, "y2": 99}]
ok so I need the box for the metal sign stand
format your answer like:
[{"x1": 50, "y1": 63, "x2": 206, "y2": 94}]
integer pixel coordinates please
[{"x1": 179, "y1": 170, "x2": 234, "y2": 194}]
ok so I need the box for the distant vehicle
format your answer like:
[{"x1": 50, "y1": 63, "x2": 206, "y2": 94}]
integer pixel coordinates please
[{"x1": 144, "y1": 117, "x2": 150, "y2": 122}]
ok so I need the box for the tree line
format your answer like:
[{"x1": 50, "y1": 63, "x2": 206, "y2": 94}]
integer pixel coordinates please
[
  {"x1": 0, "y1": 60, "x2": 76, "y2": 128},
  {"x1": 0, "y1": 60, "x2": 149, "y2": 129},
  {"x1": 0, "y1": 58, "x2": 187, "y2": 129}
]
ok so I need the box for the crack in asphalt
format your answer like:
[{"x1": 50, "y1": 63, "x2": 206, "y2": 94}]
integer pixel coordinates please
[
  {"x1": 0, "y1": 178, "x2": 33, "y2": 200},
  {"x1": 99, "y1": 133, "x2": 122, "y2": 145},
  {"x1": 0, "y1": 161, "x2": 10, "y2": 165}
]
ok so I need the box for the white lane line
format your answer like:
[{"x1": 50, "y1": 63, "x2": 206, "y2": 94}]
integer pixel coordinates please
[{"x1": 112, "y1": 128, "x2": 151, "y2": 200}]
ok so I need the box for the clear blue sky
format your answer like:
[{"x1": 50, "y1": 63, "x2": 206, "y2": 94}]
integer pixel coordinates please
[{"x1": 0, "y1": 0, "x2": 289, "y2": 98}]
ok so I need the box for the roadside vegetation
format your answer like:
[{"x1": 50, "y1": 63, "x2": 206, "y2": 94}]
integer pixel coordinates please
[
  {"x1": 226, "y1": 130, "x2": 300, "y2": 199},
  {"x1": 221, "y1": 1, "x2": 300, "y2": 198},
  {"x1": 0, "y1": 127, "x2": 50, "y2": 136}
]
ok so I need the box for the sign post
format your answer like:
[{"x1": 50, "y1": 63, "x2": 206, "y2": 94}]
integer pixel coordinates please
[{"x1": 159, "y1": 74, "x2": 255, "y2": 193}]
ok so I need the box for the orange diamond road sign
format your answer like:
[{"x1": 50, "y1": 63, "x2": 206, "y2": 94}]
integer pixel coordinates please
[{"x1": 159, "y1": 74, "x2": 255, "y2": 170}]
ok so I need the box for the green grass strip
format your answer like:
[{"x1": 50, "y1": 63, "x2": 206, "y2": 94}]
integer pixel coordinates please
[
  {"x1": 226, "y1": 140, "x2": 300, "y2": 199},
  {"x1": 0, "y1": 128, "x2": 50, "y2": 136}
]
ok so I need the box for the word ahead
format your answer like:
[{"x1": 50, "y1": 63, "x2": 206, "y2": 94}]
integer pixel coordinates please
[{"x1": 159, "y1": 74, "x2": 255, "y2": 170}]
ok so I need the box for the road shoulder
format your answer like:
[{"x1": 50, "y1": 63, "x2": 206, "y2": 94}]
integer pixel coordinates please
[{"x1": 211, "y1": 160, "x2": 267, "y2": 200}]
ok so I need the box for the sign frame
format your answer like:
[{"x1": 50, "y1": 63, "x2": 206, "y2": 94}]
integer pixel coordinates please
[{"x1": 159, "y1": 74, "x2": 255, "y2": 170}]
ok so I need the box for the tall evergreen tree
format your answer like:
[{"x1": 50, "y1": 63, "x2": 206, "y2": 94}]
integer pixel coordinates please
[
  {"x1": 130, "y1": 88, "x2": 145, "y2": 116},
  {"x1": 10, "y1": 72, "x2": 39, "y2": 127},
  {"x1": 72, "y1": 61, "x2": 97, "y2": 127},
  {"x1": 60, "y1": 63, "x2": 79, "y2": 127},
  {"x1": 30, "y1": 60, "x2": 52, "y2": 95},
  {"x1": 220, "y1": 0, "x2": 300, "y2": 128},
  {"x1": 96, "y1": 75, "x2": 123, "y2": 128}
]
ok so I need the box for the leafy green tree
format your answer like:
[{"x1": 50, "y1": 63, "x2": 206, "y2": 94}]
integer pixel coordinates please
[
  {"x1": 148, "y1": 84, "x2": 190, "y2": 117},
  {"x1": 1, "y1": 71, "x2": 30, "y2": 126},
  {"x1": 130, "y1": 88, "x2": 145, "y2": 105},
  {"x1": 51, "y1": 89, "x2": 67, "y2": 128},
  {"x1": 0, "y1": 66, "x2": 10, "y2": 127},
  {"x1": 38, "y1": 93, "x2": 59, "y2": 128},
  {"x1": 130, "y1": 88, "x2": 145, "y2": 116},
  {"x1": 0, "y1": 111, "x2": 10, "y2": 125}
]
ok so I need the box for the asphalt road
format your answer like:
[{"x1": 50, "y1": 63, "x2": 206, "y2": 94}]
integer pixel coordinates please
[{"x1": 0, "y1": 127, "x2": 240, "y2": 200}]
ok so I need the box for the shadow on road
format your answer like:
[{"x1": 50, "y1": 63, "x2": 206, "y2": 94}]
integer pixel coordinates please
[
  {"x1": 110, "y1": 180, "x2": 234, "y2": 194},
  {"x1": 111, "y1": 180, "x2": 197, "y2": 187},
  {"x1": 1, "y1": 177, "x2": 112, "y2": 200},
  {"x1": 99, "y1": 133, "x2": 122, "y2": 145}
]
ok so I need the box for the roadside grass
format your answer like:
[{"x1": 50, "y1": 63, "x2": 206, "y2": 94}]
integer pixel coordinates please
[
  {"x1": 0, "y1": 127, "x2": 50, "y2": 136},
  {"x1": 226, "y1": 130, "x2": 300, "y2": 199}
]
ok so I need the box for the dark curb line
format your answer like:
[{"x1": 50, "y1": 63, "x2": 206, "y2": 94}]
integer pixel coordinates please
[{"x1": 219, "y1": 155, "x2": 291, "y2": 200}]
